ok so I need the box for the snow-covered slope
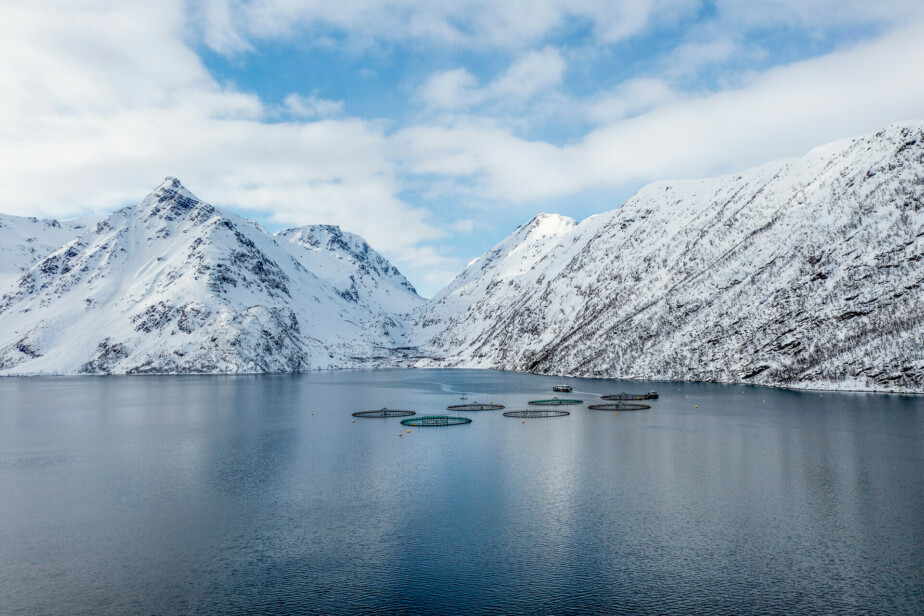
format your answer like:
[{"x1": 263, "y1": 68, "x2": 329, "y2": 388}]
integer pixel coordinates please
[
  {"x1": 277, "y1": 224, "x2": 422, "y2": 316},
  {"x1": 0, "y1": 214, "x2": 95, "y2": 290},
  {"x1": 412, "y1": 122, "x2": 924, "y2": 393},
  {"x1": 0, "y1": 178, "x2": 414, "y2": 374}
]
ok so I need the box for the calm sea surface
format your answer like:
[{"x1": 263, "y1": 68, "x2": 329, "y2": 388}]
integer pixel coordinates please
[{"x1": 0, "y1": 370, "x2": 922, "y2": 615}]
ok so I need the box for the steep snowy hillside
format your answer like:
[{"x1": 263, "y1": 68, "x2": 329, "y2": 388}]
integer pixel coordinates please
[
  {"x1": 413, "y1": 122, "x2": 924, "y2": 393},
  {"x1": 0, "y1": 215, "x2": 95, "y2": 289},
  {"x1": 0, "y1": 178, "x2": 412, "y2": 374},
  {"x1": 277, "y1": 224, "x2": 422, "y2": 316}
]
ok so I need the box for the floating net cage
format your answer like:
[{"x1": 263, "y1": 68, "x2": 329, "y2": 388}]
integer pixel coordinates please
[
  {"x1": 587, "y1": 402, "x2": 651, "y2": 411},
  {"x1": 400, "y1": 415, "x2": 472, "y2": 427},
  {"x1": 600, "y1": 393, "x2": 657, "y2": 401},
  {"x1": 352, "y1": 408, "x2": 416, "y2": 418},
  {"x1": 445, "y1": 403, "x2": 505, "y2": 411},
  {"x1": 528, "y1": 397, "x2": 583, "y2": 406},
  {"x1": 503, "y1": 409, "x2": 570, "y2": 418}
]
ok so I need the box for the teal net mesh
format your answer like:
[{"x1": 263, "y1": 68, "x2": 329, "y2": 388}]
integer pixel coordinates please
[
  {"x1": 400, "y1": 415, "x2": 473, "y2": 427},
  {"x1": 445, "y1": 403, "x2": 504, "y2": 411},
  {"x1": 587, "y1": 402, "x2": 650, "y2": 411},
  {"x1": 503, "y1": 410, "x2": 570, "y2": 418},
  {"x1": 352, "y1": 408, "x2": 416, "y2": 418},
  {"x1": 600, "y1": 392, "x2": 657, "y2": 401},
  {"x1": 528, "y1": 397, "x2": 583, "y2": 406}
]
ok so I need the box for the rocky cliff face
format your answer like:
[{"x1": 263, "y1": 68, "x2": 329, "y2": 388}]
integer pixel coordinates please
[
  {"x1": 0, "y1": 178, "x2": 420, "y2": 374},
  {"x1": 411, "y1": 122, "x2": 924, "y2": 393}
]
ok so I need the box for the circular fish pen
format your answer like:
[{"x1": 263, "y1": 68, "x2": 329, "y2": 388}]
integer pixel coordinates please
[
  {"x1": 400, "y1": 415, "x2": 472, "y2": 427},
  {"x1": 588, "y1": 402, "x2": 651, "y2": 411},
  {"x1": 352, "y1": 408, "x2": 416, "y2": 418},
  {"x1": 528, "y1": 397, "x2": 583, "y2": 406},
  {"x1": 601, "y1": 393, "x2": 657, "y2": 401},
  {"x1": 445, "y1": 403, "x2": 505, "y2": 411},
  {"x1": 503, "y1": 410, "x2": 570, "y2": 418}
]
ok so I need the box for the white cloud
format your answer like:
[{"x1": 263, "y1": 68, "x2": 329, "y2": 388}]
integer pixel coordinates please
[
  {"x1": 661, "y1": 37, "x2": 740, "y2": 78},
  {"x1": 283, "y1": 93, "x2": 344, "y2": 118},
  {"x1": 418, "y1": 69, "x2": 481, "y2": 109},
  {"x1": 586, "y1": 78, "x2": 679, "y2": 124},
  {"x1": 420, "y1": 47, "x2": 566, "y2": 110},
  {"x1": 397, "y1": 22, "x2": 924, "y2": 202},
  {"x1": 713, "y1": 0, "x2": 923, "y2": 29},
  {"x1": 198, "y1": 0, "x2": 922, "y2": 56},
  {"x1": 205, "y1": 0, "x2": 698, "y2": 52},
  {"x1": 489, "y1": 47, "x2": 567, "y2": 100},
  {"x1": 197, "y1": 0, "x2": 253, "y2": 55}
]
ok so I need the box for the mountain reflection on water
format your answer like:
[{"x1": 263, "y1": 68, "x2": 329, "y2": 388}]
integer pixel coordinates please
[{"x1": 1, "y1": 370, "x2": 921, "y2": 615}]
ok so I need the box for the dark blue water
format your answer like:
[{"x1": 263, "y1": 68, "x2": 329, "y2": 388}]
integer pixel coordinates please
[{"x1": 1, "y1": 370, "x2": 922, "y2": 615}]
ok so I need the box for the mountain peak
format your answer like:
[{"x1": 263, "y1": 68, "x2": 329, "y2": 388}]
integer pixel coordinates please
[
  {"x1": 276, "y1": 223, "x2": 422, "y2": 310},
  {"x1": 515, "y1": 212, "x2": 577, "y2": 242},
  {"x1": 135, "y1": 177, "x2": 211, "y2": 225},
  {"x1": 152, "y1": 177, "x2": 199, "y2": 203}
]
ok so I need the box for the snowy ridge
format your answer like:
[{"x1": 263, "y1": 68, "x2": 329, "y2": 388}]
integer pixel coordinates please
[
  {"x1": 0, "y1": 178, "x2": 419, "y2": 374},
  {"x1": 0, "y1": 214, "x2": 96, "y2": 290},
  {"x1": 412, "y1": 122, "x2": 924, "y2": 393},
  {"x1": 277, "y1": 224, "x2": 422, "y2": 315}
]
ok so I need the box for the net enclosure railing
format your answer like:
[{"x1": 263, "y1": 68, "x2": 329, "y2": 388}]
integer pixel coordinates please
[
  {"x1": 352, "y1": 408, "x2": 416, "y2": 418},
  {"x1": 600, "y1": 392, "x2": 658, "y2": 401},
  {"x1": 528, "y1": 397, "x2": 583, "y2": 406},
  {"x1": 445, "y1": 403, "x2": 505, "y2": 411},
  {"x1": 400, "y1": 415, "x2": 472, "y2": 427},
  {"x1": 503, "y1": 409, "x2": 570, "y2": 418},
  {"x1": 587, "y1": 402, "x2": 651, "y2": 411}
]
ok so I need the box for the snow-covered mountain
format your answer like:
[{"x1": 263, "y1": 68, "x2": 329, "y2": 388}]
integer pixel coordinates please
[
  {"x1": 0, "y1": 178, "x2": 420, "y2": 374},
  {"x1": 2, "y1": 123, "x2": 922, "y2": 390},
  {"x1": 412, "y1": 122, "x2": 924, "y2": 393},
  {"x1": 0, "y1": 214, "x2": 96, "y2": 290},
  {"x1": 277, "y1": 224, "x2": 422, "y2": 316}
]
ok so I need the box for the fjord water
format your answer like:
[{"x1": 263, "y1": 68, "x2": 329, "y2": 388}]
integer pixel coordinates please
[{"x1": 1, "y1": 370, "x2": 921, "y2": 615}]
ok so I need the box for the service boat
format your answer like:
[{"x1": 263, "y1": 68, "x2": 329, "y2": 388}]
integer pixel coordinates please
[{"x1": 552, "y1": 385, "x2": 573, "y2": 393}]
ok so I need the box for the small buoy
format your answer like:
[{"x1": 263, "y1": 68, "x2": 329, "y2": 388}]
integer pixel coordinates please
[
  {"x1": 695, "y1": 405, "x2": 699, "y2": 408},
  {"x1": 406, "y1": 430, "x2": 411, "y2": 433},
  {"x1": 613, "y1": 412, "x2": 618, "y2": 415},
  {"x1": 820, "y1": 394, "x2": 823, "y2": 397},
  {"x1": 351, "y1": 420, "x2": 355, "y2": 423},
  {"x1": 310, "y1": 412, "x2": 314, "y2": 415},
  {"x1": 522, "y1": 420, "x2": 525, "y2": 423}
]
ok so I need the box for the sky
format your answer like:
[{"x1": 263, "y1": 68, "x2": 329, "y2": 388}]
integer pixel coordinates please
[{"x1": 1, "y1": 1, "x2": 923, "y2": 296}]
